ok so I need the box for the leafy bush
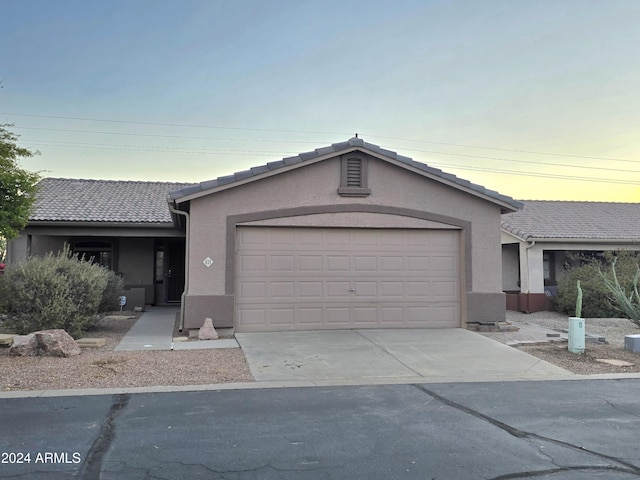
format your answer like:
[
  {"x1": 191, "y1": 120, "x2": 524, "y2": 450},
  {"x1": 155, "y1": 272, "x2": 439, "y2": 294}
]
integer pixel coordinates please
[
  {"x1": 0, "y1": 247, "x2": 123, "y2": 338},
  {"x1": 98, "y1": 266, "x2": 124, "y2": 313},
  {"x1": 555, "y1": 251, "x2": 640, "y2": 318}
]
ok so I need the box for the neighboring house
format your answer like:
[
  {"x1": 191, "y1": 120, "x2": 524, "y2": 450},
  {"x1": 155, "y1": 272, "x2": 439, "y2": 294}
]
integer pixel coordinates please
[
  {"x1": 8, "y1": 137, "x2": 522, "y2": 334},
  {"x1": 501, "y1": 201, "x2": 640, "y2": 312}
]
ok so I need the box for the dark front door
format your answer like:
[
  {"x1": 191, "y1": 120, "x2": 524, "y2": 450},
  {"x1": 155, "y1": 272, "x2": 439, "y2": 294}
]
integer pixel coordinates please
[
  {"x1": 155, "y1": 240, "x2": 185, "y2": 304},
  {"x1": 166, "y1": 240, "x2": 185, "y2": 302}
]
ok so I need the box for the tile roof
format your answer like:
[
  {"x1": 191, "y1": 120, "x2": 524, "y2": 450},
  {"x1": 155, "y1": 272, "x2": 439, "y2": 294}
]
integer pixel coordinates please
[
  {"x1": 30, "y1": 178, "x2": 193, "y2": 224},
  {"x1": 501, "y1": 200, "x2": 640, "y2": 241},
  {"x1": 169, "y1": 137, "x2": 522, "y2": 211}
]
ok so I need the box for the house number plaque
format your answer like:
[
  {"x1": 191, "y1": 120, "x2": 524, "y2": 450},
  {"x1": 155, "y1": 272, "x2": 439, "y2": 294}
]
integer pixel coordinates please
[{"x1": 203, "y1": 257, "x2": 214, "y2": 268}]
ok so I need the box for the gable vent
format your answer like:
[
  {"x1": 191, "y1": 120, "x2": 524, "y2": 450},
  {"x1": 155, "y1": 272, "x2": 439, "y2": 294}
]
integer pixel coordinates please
[
  {"x1": 338, "y1": 155, "x2": 371, "y2": 197},
  {"x1": 346, "y1": 158, "x2": 362, "y2": 187}
]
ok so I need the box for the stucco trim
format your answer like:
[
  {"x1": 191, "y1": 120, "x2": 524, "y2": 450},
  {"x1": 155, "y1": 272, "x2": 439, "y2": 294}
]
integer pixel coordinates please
[{"x1": 225, "y1": 204, "x2": 473, "y2": 295}]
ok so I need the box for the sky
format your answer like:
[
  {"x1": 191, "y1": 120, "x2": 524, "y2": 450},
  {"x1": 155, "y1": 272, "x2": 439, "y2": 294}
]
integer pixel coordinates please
[{"x1": 1, "y1": 0, "x2": 640, "y2": 202}]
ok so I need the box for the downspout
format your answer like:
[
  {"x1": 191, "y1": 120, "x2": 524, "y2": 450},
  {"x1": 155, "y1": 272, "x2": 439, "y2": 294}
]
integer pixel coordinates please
[
  {"x1": 168, "y1": 201, "x2": 190, "y2": 332},
  {"x1": 522, "y1": 239, "x2": 536, "y2": 312},
  {"x1": 523, "y1": 239, "x2": 536, "y2": 292}
]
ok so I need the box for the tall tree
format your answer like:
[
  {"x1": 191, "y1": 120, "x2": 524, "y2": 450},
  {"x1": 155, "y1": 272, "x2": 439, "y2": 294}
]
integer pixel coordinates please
[{"x1": 0, "y1": 124, "x2": 40, "y2": 242}]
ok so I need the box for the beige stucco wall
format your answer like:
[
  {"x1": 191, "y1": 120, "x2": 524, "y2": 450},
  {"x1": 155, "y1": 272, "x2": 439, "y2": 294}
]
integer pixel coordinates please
[{"x1": 182, "y1": 154, "x2": 507, "y2": 329}]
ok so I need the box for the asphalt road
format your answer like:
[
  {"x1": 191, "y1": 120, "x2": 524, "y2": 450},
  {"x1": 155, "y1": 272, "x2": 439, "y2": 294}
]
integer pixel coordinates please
[{"x1": 1, "y1": 379, "x2": 640, "y2": 479}]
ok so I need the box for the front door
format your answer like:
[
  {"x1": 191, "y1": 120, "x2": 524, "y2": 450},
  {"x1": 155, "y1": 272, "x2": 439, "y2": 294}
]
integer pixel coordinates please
[{"x1": 155, "y1": 240, "x2": 185, "y2": 304}]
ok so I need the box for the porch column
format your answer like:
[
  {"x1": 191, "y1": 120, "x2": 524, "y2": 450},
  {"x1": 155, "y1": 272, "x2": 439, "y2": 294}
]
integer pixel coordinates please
[{"x1": 519, "y1": 242, "x2": 545, "y2": 294}]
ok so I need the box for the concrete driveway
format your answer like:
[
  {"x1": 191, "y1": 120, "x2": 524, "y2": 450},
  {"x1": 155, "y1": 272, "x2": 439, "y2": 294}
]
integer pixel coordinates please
[{"x1": 235, "y1": 328, "x2": 571, "y2": 385}]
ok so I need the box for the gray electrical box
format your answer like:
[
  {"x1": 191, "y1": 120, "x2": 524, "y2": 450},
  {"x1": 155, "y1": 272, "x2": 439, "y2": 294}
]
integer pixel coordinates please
[{"x1": 624, "y1": 334, "x2": 640, "y2": 353}]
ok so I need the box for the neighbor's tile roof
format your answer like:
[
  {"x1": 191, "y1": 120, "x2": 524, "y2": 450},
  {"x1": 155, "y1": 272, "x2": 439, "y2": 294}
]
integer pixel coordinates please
[
  {"x1": 169, "y1": 137, "x2": 522, "y2": 210},
  {"x1": 501, "y1": 200, "x2": 640, "y2": 241},
  {"x1": 30, "y1": 178, "x2": 193, "y2": 223}
]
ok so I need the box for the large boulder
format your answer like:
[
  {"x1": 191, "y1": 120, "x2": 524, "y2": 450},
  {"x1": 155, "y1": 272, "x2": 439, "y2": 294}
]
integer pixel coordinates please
[
  {"x1": 198, "y1": 317, "x2": 219, "y2": 340},
  {"x1": 9, "y1": 329, "x2": 81, "y2": 357}
]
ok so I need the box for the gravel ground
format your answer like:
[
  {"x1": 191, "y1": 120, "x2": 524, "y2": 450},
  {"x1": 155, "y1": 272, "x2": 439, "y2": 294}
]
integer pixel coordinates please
[
  {"x1": 507, "y1": 311, "x2": 640, "y2": 374},
  {"x1": 2, "y1": 311, "x2": 640, "y2": 392},
  {"x1": 0, "y1": 314, "x2": 254, "y2": 392}
]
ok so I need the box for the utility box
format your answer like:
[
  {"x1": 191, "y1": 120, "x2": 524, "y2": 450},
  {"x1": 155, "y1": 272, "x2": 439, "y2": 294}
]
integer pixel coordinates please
[
  {"x1": 568, "y1": 317, "x2": 585, "y2": 353},
  {"x1": 624, "y1": 334, "x2": 640, "y2": 353}
]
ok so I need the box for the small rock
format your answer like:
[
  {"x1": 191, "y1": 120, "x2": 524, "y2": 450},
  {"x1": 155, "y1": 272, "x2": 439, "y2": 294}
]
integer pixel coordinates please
[
  {"x1": 9, "y1": 330, "x2": 81, "y2": 357},
  {"x1": 198, "y1": 318, "x2": 219, "y2": 340}
]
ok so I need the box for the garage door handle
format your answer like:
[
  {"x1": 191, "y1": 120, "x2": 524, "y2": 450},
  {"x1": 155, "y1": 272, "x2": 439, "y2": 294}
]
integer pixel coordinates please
[{"x1": 348, "y1": 288, "x2": 356, "y2": 292}]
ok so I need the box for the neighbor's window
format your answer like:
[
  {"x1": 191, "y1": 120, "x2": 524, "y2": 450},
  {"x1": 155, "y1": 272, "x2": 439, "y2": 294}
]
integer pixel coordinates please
[{"x1": 543, "y1": 251, "x2": 556, "y2": 285}]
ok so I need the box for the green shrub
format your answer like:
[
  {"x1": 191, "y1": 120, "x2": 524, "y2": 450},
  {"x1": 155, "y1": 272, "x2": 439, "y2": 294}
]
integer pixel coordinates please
[
  {"x1": 98, "y1": 268, "x2": 124, "y2": 313},
  {"x1": 555, "y1": 251, "x2": 640, "y2": 318},
  {"x1": 0, "y1": 248, "x2": 122, "y2": 338}
]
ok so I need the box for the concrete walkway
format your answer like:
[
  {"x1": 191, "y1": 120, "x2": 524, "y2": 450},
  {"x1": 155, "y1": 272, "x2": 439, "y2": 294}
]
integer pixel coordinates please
[{"x1": 114, "y1": 307, "x2": 238, "y2": 351}]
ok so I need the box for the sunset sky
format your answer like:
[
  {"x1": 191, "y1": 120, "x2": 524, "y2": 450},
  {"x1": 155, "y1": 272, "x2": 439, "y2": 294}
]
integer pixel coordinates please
[{"x1": 2, "y1": 0, "x2": 639, "y2": 202}]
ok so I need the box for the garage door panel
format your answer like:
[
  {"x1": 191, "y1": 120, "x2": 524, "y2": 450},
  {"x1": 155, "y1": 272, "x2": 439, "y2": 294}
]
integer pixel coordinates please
[
  {"x1": 406, "y1": 306, "x2": 430, "y2": 323},
  {"x1": 270, "y1": 255, "x2": 295, "y2": 271},
  {"x1": 380, "y1": 307, "x2": 404, "y2": 323},
  {"x1": 381, "y1": 256, "x2": 403, "y2": 271},
  {"x1": 380, "y1": 282, "x2": 403, "y2": 297},
  {"x1": 431, "y1": 255, "x2": 457, "y2": 272},
  {"x1": 270, "y1": 308, "x2": 295, "y2": 326},
  {"x1": 432, "y1": 281, "x2": 458, "y2": 298},
  {"x1": 354, "y1": 256, "x2": 377, "y2": 271},
  {"x1": 326, "y1": 256, "x2": 350, "y2": 271},
  {"x1": 236, "y1": 227, "x2": 460, "y2": 331},
  {"x1": 380, "y1": 230, "x2": 404, "y2": 246},
  {"x1": 298, "y1": 255, "x2": 322, "y2": 271},
  {"x1": 354, "y1": 307, "x2": 377, "y2": 324},
  {"x1": 326, "y1": 282, "x2": 350, "y2": 297},
  {"x1": 238, "y1": 308, "x2": 265, "y2": 327},
  {"x1": 270, "y1": 282, "x2": 295, "y2": 298},
  {"x1": 239, "y1": 281, "x2": 266, "y2": 299},
  {"x1": 406, "y1": 256, "x2": 429, "y2": 272},
  {"x1": 326, "y1": 307, "x2": 350, "y2": 324},
  {"x1": 430, "y1": 305, "x2": 460, "y2": 326},
  {"x1": 406, "y1": 281, "x2": 430, "y2": 297},
  {"x1": 353, "y1": 281, "x2": 377, "y2": 297},
  {"x1": 298, "y1": 308, "x2": 323, "y2": 326},
  {"x1": 325, "y1": 230, "x2": 350, "y2": 246},
  {"x1": 298, "y1": 281, "x2": 323, "y2": 298},
  {"x1": 239, "y1": 255, "x2": 266, "y2": 272}
]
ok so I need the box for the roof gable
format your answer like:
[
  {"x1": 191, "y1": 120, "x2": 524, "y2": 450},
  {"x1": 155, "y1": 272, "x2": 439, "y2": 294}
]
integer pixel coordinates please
[
  {"x1": 501, "y1": 200, "x2": 640, "y2": 241},
  {"x1": 30, "y1": 178, "x2": 193, "y2": 224},
  {"x1": 169, "y1": 137, "x2": 522, "y2": 212}
]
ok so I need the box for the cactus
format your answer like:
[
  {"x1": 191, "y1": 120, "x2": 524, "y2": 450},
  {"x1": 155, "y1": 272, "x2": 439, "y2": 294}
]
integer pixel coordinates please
[
  {"x1": 599, "y1": 258, "x2": 640, "y2": 327},
  {"x1": 575, "y1": 280, "x2": 583, "y2": 318}
]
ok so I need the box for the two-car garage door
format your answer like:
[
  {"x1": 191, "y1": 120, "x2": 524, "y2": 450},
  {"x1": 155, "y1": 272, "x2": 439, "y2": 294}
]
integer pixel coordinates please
[{"x1": 236, "y1": 226, "x2": 461, "y2": 332}]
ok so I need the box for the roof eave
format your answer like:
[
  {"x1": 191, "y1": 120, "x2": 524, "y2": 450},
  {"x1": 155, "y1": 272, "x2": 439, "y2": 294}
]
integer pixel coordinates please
[
  {"x1": 499, "y1": 230, "x2": 640, "y2": 244},
  {"x1": 171, "y1": 144, "x2": 521, "y2": 211},
  {"x1": 170, "y1": 146, "x2": 363, "y2": 204},
  {"x1": 27, "y1": 220, "x2": 176, "y2": 229}
]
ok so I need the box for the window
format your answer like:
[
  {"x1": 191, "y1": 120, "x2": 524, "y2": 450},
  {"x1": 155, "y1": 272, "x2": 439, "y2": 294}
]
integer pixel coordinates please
[
  {"x1": 338, "y1": 154, "x2": 371, "y2": 197},
  {"x1": 543, "y1": 251, "x2": 556, "y2": 286},
  {"x1": 72, "y1": 240, "x2": 114, "y2": 269}
]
